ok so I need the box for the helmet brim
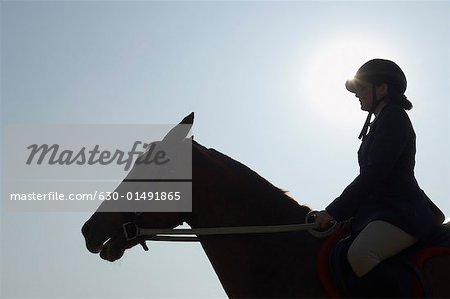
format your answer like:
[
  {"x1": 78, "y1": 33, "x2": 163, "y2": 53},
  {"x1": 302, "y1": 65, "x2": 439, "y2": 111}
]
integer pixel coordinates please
[{"x1": 345, "y1": 78, "x2": 361, "y2": 93}]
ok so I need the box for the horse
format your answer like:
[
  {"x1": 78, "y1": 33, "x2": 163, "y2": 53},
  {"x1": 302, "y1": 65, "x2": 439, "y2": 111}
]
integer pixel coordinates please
[{"x1": 82, "y1": 113, "x2": 450, "y2": 298}]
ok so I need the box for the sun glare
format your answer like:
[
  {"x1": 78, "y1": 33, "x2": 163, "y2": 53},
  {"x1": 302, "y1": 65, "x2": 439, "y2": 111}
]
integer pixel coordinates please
[{"x1": 303, "y1": 36, "x2": 397, "y2": 126}]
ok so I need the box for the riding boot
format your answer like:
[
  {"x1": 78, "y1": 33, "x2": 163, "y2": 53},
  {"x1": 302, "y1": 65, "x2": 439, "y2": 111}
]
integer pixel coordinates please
[{"x1": 351, "y1": 262, "x2": 407, "y2": 298}]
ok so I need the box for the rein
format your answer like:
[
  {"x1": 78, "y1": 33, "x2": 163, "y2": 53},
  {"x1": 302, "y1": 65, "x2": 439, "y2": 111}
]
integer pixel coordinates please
[{"x1": 123, "y1": 211, "x2": 341, "y2": 247}]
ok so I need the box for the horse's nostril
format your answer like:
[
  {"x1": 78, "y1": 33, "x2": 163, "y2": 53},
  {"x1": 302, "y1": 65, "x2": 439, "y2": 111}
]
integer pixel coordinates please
[{"x1": 81, "y1": 222, "x2": 90, "y2": 237}]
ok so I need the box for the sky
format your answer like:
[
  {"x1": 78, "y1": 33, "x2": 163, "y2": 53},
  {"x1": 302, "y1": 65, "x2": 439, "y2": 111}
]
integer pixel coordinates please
[{"x1": 1, "y1": 1, "x2": 449, "y2": 298}]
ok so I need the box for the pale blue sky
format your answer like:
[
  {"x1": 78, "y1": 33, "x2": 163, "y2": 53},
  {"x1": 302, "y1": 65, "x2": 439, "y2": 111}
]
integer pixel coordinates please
[{"x1": 1, "y1": 1, "x2": 449, "y2": 298}]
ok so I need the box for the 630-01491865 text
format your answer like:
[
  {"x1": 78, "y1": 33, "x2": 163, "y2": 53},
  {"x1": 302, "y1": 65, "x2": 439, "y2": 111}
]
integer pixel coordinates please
[{"x1": 9, "y1": 191, "x2": 183, "y2": 201}]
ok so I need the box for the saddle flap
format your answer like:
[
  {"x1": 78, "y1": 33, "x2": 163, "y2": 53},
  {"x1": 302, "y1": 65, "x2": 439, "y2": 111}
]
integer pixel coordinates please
[{"x1": 318, "y1": 223, "x2": 450, "y2": 298}]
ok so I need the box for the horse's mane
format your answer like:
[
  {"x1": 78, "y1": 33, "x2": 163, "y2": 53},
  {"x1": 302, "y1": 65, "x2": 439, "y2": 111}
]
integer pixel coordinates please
[{"x1": 191, "y1": 140, "x2": 311, "y2": 225}]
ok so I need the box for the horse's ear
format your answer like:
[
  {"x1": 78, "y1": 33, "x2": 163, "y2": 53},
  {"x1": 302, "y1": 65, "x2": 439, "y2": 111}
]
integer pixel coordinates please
[
  {"x1": 162, "y1": 112, "x2": 194, "y2": 143},
  {"x1": 179, "y1": 112, "x2": 194, "y2": 125}
]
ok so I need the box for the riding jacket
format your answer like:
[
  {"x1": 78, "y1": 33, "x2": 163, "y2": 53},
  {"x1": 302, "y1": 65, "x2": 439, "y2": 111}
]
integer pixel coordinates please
[{"x1": 326, "y1": 103, "x2": 444, "y2": 239}]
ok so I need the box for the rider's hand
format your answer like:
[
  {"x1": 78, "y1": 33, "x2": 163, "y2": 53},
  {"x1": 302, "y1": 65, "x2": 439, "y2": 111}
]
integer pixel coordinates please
[{"x1": 314, "y1": 210, "x2": 335, "y2": 229}]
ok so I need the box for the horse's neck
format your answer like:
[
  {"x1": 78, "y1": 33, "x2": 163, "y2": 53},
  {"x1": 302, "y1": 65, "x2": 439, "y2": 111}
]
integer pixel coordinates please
[
  {"x1": 189, "y1": 189, "x2": 325, "y2": 297},
  {"x1": 189, "y1": 143, "x2": 327, "y2": 297}
]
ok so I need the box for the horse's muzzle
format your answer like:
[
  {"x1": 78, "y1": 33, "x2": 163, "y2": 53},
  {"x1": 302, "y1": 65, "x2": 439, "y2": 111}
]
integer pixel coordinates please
[{"x1": 81, "y1": 221, "x2": 103, "y2": 254}]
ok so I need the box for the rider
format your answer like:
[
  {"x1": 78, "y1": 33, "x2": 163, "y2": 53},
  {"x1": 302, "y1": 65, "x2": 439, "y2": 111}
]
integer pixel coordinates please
[{"x1": 315, "y1": 59, "x2": 445, "y2": 297}]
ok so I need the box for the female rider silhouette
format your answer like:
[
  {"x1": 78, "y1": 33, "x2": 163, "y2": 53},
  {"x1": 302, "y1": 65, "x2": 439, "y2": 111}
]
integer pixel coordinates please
[{"x1": 315, "y1": 59, "x2": 445, "y2": 297}]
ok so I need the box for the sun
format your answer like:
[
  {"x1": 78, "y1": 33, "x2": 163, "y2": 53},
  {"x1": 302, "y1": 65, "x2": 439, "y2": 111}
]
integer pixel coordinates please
[{"x1": 303, "y1": 36, "x2": 398, "y2": 126}]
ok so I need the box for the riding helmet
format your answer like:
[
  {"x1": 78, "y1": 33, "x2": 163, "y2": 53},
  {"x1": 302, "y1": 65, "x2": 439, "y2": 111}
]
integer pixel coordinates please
[{"x1": 345, "y1": 59, "x2": 407, "y2": 94}]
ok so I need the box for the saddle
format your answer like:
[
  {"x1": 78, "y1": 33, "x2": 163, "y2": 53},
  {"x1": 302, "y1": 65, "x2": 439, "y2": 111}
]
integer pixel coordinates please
[{"x1": 318, "y1": 222, "x2": 450, "y2": 298}]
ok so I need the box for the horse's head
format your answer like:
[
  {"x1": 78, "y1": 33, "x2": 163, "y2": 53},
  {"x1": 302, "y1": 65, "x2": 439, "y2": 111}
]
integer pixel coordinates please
[{"x1": 82, "y1": 113, "x2": 194, "y2": 261}]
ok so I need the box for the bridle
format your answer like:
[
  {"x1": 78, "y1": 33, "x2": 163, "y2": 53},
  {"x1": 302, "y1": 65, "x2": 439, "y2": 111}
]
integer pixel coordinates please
[{"x1": 122, "y1": 211, "x2": 342, "y2": 251}]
